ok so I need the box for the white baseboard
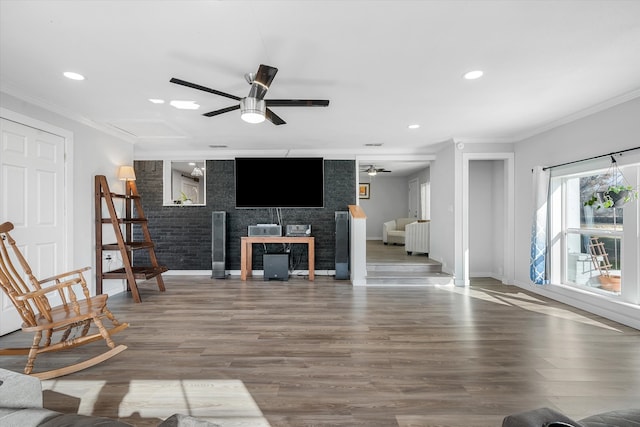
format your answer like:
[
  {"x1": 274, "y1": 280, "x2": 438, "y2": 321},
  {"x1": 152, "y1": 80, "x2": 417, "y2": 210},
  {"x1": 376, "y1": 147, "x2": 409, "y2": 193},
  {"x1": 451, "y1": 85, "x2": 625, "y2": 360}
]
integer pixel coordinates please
[{"x1": 469, "y1": 271, "x2": 495, "y2": 278}]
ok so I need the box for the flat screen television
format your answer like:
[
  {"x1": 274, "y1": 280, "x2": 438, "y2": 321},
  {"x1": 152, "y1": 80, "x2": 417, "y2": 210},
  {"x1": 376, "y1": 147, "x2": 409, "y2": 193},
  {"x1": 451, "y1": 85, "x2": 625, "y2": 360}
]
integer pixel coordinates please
[{"x1": 235, "y1": 157, "x2": 324, "y2": 208}]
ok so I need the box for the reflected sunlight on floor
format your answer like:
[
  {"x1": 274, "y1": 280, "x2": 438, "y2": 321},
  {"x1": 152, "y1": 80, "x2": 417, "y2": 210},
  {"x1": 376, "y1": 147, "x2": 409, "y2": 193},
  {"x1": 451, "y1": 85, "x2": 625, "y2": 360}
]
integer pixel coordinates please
[
  {"x1": 445, "y1": 282, "x2": 623, "y2": 332},
  {"x1": 42, "y1": 379, "x2": 270, "y2": 427}
]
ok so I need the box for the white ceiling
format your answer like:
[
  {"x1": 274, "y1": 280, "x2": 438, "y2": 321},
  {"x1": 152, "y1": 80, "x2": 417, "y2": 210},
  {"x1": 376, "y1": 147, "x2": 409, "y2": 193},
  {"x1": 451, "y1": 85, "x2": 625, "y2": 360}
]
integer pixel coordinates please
[{"x1": 2, "y1": 1, "x2": 640, "y2": 176}]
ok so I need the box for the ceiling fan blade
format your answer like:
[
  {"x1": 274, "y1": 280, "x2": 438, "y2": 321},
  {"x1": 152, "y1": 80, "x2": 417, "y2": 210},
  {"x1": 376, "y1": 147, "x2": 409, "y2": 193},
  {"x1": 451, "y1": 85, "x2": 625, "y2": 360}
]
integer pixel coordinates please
[
  {"x1": 247, "y1": 65, "x2": 278, "y2": 100},
  {"x1": 202, "y1": 104, "x2": 240, "y2": 117},
  {"x1": 254, "y1": 64, "x2": 278, "y2": 89},
  {"x1": 266, "y1": 99, "x2": 330, "y2": 107},
  {"x1": 265, "y1": 108, "x2": 286, "y2": 125},
  {"x1": 170, "y1": 78, "x2": 241, "y2": 101}
]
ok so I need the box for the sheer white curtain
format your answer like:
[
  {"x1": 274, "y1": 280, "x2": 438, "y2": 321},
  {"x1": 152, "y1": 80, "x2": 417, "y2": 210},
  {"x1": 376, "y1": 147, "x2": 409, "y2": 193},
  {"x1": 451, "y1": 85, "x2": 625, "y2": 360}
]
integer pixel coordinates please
[{"x1": 530, "y1": 166, "x2": 550, "y2": 285}]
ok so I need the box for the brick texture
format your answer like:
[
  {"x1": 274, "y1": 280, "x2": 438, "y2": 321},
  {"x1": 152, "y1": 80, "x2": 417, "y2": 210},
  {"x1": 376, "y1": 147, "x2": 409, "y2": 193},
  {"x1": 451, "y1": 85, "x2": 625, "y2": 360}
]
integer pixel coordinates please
[{"x1": 133, "y1": 160, "x2": 356, "y2": 271}]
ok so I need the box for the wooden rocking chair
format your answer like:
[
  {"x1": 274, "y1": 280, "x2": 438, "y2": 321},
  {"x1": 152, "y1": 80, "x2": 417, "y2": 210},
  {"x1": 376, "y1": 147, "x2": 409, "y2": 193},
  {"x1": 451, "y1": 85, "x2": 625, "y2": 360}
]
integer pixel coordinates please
[{"x1": 0, "y1": 222, "x2": 129, "y2": 380}]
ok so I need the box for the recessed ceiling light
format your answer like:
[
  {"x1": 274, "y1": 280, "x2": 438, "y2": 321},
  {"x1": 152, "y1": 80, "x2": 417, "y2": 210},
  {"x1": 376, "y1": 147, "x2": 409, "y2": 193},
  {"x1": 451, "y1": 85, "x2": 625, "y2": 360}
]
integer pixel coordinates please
[
  {"x1": 170, "y1": 100, "x2": 200, "y2": 110},
  {"x1": 408, "y1": 124, "x2": 420, "y2": 129},
  {"x1": 63, "y1": 71, "x2": 85, "y2": 81},
  {"x1": 208, "y1": 145, "x2": 228, "y2": 148},
  {"x1": 149, "y1": 98, "x2": 165, "y2": 104},
  {"x1": 364, "y1": 143, "x2": 383, "y2": 147},
  {"x1": 463, "y1": 70, "x2": 484, "y2": 80}
]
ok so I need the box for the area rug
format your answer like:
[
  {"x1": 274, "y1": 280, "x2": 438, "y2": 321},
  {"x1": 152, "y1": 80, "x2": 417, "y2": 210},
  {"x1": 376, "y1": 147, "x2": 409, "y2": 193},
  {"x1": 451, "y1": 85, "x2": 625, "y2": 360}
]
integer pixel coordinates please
[{"x1": 42, "y1": 378, "x2": 271, "y2": 427}]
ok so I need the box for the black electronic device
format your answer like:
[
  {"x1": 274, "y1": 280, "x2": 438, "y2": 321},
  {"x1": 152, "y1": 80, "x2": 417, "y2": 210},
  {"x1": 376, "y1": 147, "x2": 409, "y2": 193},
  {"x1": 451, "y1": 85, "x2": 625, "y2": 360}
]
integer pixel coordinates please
[
  {"x1": 235, "y1": 157, "x2": 324, "y2": 208},
  {"x1": 286, "y1": 224, "x2": 311, "y2": 236},
  {"x1": 263, "y1": 253, "x2": 289, "y2": 281},
  {"x1": 248, "y1": 224, "x2": 282, "y2": 236}
]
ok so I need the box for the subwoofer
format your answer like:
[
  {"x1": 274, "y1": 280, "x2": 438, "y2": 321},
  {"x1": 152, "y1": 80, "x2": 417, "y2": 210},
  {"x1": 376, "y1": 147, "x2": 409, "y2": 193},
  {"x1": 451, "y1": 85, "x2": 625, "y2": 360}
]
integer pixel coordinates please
[
  {"x1": 211, "y1": 211, "x2": 226, "y2": 278},
  {"x1": 335, "y1": 211, "x2": 349, "y2": 280},
  {"x1": 263, "y1": 253, "x2": 289, "y2": 281}
]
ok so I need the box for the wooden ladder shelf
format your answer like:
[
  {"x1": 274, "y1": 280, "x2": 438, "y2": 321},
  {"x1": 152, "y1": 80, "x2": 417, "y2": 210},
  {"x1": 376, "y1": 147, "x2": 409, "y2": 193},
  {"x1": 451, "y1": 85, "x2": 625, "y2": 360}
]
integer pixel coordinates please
[
  {"x1": 588, "y1": 236, "x2": 612, "y2": 277},
  {"x1": 95, "y1": 175, "x2": 167, "y2": 303}
]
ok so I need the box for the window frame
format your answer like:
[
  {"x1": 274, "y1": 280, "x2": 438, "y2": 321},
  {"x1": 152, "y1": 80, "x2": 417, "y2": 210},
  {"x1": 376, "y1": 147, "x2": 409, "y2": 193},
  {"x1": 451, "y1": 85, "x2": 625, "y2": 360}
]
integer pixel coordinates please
[{"x1": 549, "y1": 158, "x2": 639, "y2": 304}]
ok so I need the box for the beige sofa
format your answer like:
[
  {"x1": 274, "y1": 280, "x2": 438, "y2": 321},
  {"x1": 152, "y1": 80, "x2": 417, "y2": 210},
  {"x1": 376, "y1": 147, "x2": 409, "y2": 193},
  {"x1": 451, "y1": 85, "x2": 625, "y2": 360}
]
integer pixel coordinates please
[{"x1": 382, "y1": 218, "x2": 415, "y2": 245}]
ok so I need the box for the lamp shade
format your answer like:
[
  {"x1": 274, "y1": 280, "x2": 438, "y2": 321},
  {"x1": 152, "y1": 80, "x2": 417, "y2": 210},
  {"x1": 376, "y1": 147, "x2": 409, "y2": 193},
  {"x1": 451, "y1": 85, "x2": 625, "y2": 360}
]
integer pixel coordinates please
[{"x1": 117, "y1": 166, "x2": 136, "y2": 181}]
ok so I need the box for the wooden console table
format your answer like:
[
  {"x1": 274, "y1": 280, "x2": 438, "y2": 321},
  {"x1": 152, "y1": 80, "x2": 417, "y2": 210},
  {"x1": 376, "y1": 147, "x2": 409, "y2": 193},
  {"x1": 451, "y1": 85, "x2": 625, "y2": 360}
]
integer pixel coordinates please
[{"x1": 240, "y1": 236, "x2": 315, "y2": 281}]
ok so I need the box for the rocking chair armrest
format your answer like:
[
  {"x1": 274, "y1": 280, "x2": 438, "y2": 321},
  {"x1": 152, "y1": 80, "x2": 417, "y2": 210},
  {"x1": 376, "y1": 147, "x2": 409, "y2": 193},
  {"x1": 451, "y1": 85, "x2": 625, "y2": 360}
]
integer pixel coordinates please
[
  {"x1": 15, "y1": 277, "x2": 85, "y2": 301},
  {"x1": 37, "y1": 266, "x2": 92, "y2": 285}
]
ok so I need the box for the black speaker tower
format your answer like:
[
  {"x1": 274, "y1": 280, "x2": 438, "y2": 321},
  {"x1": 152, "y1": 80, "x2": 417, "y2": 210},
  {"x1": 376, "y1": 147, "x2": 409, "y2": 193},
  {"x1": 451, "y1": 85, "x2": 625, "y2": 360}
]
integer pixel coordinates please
[
  {"x1": 211, "y1": 211, "x2": 226, "y2": 278},
  {"x1": 335, "y1": 211, "x2": 349, "y2": 280}
]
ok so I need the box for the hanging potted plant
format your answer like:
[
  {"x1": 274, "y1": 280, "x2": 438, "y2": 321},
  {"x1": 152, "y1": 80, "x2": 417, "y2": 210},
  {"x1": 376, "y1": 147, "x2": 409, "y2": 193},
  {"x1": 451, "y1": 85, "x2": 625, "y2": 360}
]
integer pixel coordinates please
[{"x1": 584, "y1": 156, "x2": 638, "y2": 209}]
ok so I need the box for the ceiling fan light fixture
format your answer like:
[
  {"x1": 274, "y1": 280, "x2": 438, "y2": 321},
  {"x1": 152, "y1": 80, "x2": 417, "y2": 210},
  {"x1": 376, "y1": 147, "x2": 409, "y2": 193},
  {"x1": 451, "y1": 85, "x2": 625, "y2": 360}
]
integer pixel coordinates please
[
  {"x1": 240, "y1": 97, "x2": 266, "y2": 124},
  {"x1": 367, "y1": 166, "x2": 377, "y2": 176}
]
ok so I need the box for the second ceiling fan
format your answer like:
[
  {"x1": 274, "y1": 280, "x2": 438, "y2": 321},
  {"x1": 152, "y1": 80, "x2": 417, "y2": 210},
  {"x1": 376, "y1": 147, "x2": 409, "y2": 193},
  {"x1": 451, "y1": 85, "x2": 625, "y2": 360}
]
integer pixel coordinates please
[
  {"x1": 362, "y1": 165, "x2": 392, "y2": 176},
  {"x1": 170, "y1": 64, "x2": 330, "y2": 125}
]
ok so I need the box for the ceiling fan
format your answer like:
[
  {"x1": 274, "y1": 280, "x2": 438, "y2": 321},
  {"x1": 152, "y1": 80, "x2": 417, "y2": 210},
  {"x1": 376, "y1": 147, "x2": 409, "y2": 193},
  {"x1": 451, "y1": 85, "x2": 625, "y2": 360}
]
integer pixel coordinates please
[
  {"x1": 361, "y1": 165, "x2": 392, "y2": 176},
  {"x1": 169, "y1": 64, "x2": 330, "y2": 125}
]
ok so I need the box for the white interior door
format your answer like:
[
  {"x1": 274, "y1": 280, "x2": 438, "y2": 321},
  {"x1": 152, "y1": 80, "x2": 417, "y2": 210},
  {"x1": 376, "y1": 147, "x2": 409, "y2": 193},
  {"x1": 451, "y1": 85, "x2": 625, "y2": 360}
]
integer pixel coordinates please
[
  {"x1": 421, "y1": 182, "x2": 430, "y2": 220},
  {"x1": 0, "y1": 118, "x2": 66, "y2": 335},
  {"x1": 408, "y1": 178, "x2": 419, "y2": 218}
]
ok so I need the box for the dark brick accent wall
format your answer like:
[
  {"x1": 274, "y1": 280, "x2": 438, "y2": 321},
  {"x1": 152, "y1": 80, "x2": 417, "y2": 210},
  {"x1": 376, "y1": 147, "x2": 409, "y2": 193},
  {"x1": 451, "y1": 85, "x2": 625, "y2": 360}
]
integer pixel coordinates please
[{"x1": 133, "y1": 159, "x2": 356, "y2": 271}]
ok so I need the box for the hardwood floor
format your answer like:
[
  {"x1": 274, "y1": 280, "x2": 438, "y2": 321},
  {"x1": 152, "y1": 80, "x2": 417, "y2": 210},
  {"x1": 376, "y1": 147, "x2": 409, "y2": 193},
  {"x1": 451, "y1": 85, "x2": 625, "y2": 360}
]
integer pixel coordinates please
[
  {"x1": 365, "y1": 240, "x2": 451, "y2": 285},
  {"x1": 1, "y1": 275, "x2": 640, "y2": 427},
  {"x1": 366, "y1": 239, "x2": 429, "y2": 263}
]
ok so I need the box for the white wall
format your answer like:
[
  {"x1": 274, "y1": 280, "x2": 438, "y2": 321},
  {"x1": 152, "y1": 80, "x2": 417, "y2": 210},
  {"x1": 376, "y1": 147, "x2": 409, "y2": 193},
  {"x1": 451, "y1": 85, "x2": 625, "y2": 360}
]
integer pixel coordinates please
[
  {"x1": 492, "y1": 160, "x2": 505, "y2": 280},
  {"x1": 359, "y1": 175, "x2": 408, "y2": 239},
  {"x1": 430, "y1": 141, "x2": 515, "y2": 283},
  {"x1": 469, "y1": 160, "x2": 503, "y2": 278},
  {"x1": 429, "y1": 143, "x2": 456, "y2": 274},
  {"x1": 1, "y1": 92, "x2": 134, "y2": 296},
  {"x1": 513, "y1": 96, "x2": 640, "y2": 329}
]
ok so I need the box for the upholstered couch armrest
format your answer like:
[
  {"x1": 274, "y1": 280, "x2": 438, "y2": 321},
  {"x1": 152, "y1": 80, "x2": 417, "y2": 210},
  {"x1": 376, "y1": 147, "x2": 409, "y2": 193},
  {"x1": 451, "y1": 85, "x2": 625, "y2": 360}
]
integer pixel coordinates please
[
  {"x1": 382, "y1": 220, "x2": 396, "y2": 243},
  {"x1": 158, "y1": 413, "x2": 221, "y2": 426},
  {"x1": 502, "y1": 407, "x2": 583, "y2": 427},
  {"x1": 0, "y1": 368, "x2": 43, "y2": 408},
  {"x1": 579, "y1": 408, "x2": 640, "y2": 427},
  {"x1": 405, "y1": 221, "x2": 430, "y2": 255},
  {"x1": 0, "y1": 368, "x2": 63, "y2": 427}
]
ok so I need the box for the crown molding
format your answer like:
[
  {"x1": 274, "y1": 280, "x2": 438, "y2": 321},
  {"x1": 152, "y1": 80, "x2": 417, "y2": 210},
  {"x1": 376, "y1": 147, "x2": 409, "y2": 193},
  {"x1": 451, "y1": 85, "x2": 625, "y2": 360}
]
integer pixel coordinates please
[
  {"x1": 513, "y1": 88, "x2": 640, "y2": 142},
  {"x1": 1, "y1": 83, "x2": 136, "y2": 144}
]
